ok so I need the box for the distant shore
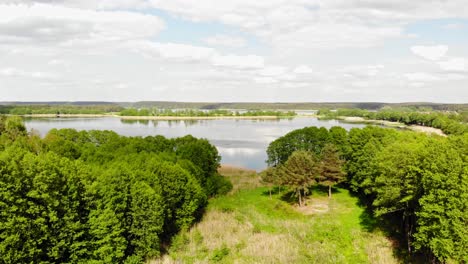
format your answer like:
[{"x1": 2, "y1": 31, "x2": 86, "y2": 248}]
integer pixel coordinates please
[
  {"x1": 339, "y1": 116, "x2": 446, "y2": 136},
  {"x1": 119, "y1": 115, "x2": 283, "y2": 120},
  {"x1": 17, "y1": 114, "x2": 285, "y2": 120},
  {"x1": 17, "y1": 114, "x2": 112, "y2": 118}
]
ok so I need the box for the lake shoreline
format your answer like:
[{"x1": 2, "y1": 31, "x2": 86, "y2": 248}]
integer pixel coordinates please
[
  {"x1": 18, "y1": 114, "x2": 293, "y2": 120},
  {"x1": 19, "y1": 114, "x2": 446, "y2": 136},
  {"x1": 336, "y1": 116, "x2": 447, "y2": 136}
]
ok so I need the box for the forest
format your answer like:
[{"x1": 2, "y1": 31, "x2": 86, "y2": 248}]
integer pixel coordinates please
[
  {"x1": 0, "y1": 104, "x2": 124, "y2": 115},
  {"x1": 0, "y1": 116, "x2": 231, "y2": 263},
  {"x1": 265, "y1": 125, "x2": 467, "y2": 263},
  {"x1": 119, "y1": 108, "x2": 296, "y2": 117},
  {"x1": 319, "y1": 108, "x2": 468, "y2": 135}
]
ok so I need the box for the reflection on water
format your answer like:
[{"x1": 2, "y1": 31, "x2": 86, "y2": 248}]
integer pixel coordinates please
[
  {"x1": 25, "y1": 117, "x2": 366, "y2": 170},
  {"x1": 120, "y1": 119, "x2": 202, "y2": 127}
]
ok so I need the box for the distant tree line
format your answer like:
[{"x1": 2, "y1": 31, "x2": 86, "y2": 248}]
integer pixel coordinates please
[
  {"x1": 266, "y1": 125, "x2": 467, "y2": 263},
  {"x1": 319, "y1": 108, "x2": 468, "y2": 135},
  {"x1": 131, "y1": 101, "x2": 468, "y2": 111},
  {"x1": 0, "y1": 116, "x2": 231, "y2": 263},
  {"x1": 0, "y1": 104, "x2": 123, "y2": 115},
  {"x1": 119, "y1": 108, "x2": 296, "y2": 117}
]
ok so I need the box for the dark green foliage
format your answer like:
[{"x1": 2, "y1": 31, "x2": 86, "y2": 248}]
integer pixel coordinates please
[
  {"x1": 266, "y1": 126, "x2": 331, "y2": 166},
  {"x1": 317, "y1": 144, "x2": 346, "y2": 198},
  {"x1": 275, "y1": 150, "x2": 320, "y2": 206},
  {"x1": 267, "y1": 125, "x2": 467, "y2": 262},
  {"x1": 0, "y1": 148, "x2": 90, "y2": 263},
  {"x1": 0, "y1": 118, "x2": 225, "y2": 263},
  {"x1": 0, "y1": 104, "x2": 123, "y2": 115},
  {"x1": 205, "y1": 174, "x2": 233, "y2": 197}
]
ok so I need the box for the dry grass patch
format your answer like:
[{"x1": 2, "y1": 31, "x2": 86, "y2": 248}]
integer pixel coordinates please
[
  {"x1": 218, "y1": 165, "x2": 261, "y2": 193},
  {"x1": 295, "y1": 196, "x2": 330, "y2": 215},
  {"x1": 365, "y1": 233, "x2": 399, "y2": 264}
]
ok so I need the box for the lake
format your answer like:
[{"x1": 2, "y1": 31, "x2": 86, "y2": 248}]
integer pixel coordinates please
[{"x1": 25, "y1": 117, "x2": 367, "y2": 170}]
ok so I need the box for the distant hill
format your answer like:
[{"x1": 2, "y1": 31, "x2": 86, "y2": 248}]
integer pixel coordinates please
[
  {"x1": 1, "y1": 101, "x2": 466, "y2": 111},
  {"x1": 128, "y1": 101, "x2": 468, "y2": 111},
  {"x1": 0, "y1": 101, "x2": 118, "y2": 106}
]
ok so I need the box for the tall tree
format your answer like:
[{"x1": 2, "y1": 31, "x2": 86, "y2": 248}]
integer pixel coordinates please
[
  {"x1": 318, "y1": 144, "x2": 346, "y2": 198},
  {"x1": 277, "y1": 150, "x2": 319, "y2": 207},
  {"x1": 260, "y1": 167, "x2": 280, "y2": 198}
]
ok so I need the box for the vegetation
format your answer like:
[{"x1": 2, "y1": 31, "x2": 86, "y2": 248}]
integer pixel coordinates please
[
  {"x1": 129, "y1": 101, "x2": 468, "y2": 111},
  {"x1": 0, "y1": 116, "x2": 231, "y2": 263},
  {"x1": 0, "y1": 104, "x2": 123, "y2": 115},
  {"x1": 119, "y1": 108, "x2": 296, "y2": 117},
  {"x1": 158, "y1": 167, "x2": 397, "y2": 264},
  {"x1": 266, "y1": 125, "x2": 467, "y2": 263},
  {"x1": 1, "y1": 112, "x2": 466, "y2": 263},
  {"x1": 318, "y1": 144, "x2": 346, "y2": 198},
  {"x1": 318, "y1": 108, "x2": 468, "y2": 135}
]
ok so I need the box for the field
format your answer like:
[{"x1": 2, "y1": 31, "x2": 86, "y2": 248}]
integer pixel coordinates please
[{"x1": 154, "y1": 167, "x2": 398, "y2": 264}]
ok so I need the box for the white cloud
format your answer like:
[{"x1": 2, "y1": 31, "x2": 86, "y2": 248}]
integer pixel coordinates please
[
  {"x1": 438, "y1": 58, "x2": 466, "y2": 72},
  {"x1": 293, "y1": 65, "x2": 313, "y2": 74},
  {"x1": 0, "y1": 0, "x2": 467, "y2": 103},
  {"x1": 404, "y1": 72, "x2": 440, "y2": 82},
  {"x1": 0, "y1": 67, "x2": 58, "y2": 79},
  {"x1": 0, "y1": 3, "x2": 164, "y2": 44},
  {"x1": 128, "y1": 41, "x2": 215, "y2": 62},
  {"x1": 253, "y1": 76, "x2": 278, "y2": 84},
  {"x1": 410, "y1": 45, "x2": 448, "y2": 61},
  {"x1": 342, "y1": 65, "x2": 385, "y2": 78},
  {"x1": 203, "y1": 34, "x2": 247, "y2": 48},
  {"x1": 258, "y1": 66, "x2": 287, "y2": 76},
  {"x1": 211, "y1": 54, "x2": 264, "y2": 69}
]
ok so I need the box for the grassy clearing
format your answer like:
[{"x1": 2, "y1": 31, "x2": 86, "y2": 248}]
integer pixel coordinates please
[{"x1": 153, "y1": 167, "x2": 398, "y2": 264}]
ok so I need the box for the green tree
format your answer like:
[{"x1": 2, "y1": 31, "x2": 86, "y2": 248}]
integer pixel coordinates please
[
  {"x1": 260, "y1": 167, "x2": 281, "y2": 198},
  {"x1": 318, "y1": 144, "x2": 346, "y2": 198},
  {"x1": 414, "y1": 138, "x2": 468, "y2": 262},
  {"x1": 277, "y1": 150, "x2": 319, "y2": 207}
]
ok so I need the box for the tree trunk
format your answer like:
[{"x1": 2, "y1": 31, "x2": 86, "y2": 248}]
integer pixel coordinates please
[
  {"x1": 269, "y1": 188, "x2": 272, "y2": 199},
  {"x1": 298, "y1": 190, "x2": 302, "y2": 207},
  {"x1": 404, "y1": 212, "x2": 412, "y2": 256},
  {"x1": 328, "y1": 185, "x2": 332, "y2": 198}
]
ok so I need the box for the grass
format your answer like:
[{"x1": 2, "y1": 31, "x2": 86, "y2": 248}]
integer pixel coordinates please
[{"x1": 153, "y1": 167, "x2": 398, "y2": 264}]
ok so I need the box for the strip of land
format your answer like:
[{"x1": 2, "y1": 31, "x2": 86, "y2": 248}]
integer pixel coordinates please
[
  {"x1": 119, "y1": 115, "x2": 282, "y2": 120},
  {"x1": 339, "y1": 116, "x2": 446, "y2": 136}
]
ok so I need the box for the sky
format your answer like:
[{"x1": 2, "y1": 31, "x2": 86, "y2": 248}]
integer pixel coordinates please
[{"x1": 0, "y1": 0, "x2": 467, "y2": 103}]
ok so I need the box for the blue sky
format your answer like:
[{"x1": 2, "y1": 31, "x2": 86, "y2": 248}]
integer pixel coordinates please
[{"x1": 0, "y1": 0, "x2": 467, "y2": 102}]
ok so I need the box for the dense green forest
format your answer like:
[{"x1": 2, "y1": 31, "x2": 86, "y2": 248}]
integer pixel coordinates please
[
  {"x1": 119, "y1": 108, "x2": 296, "y2": 117},
  {"x1": 266, "y1": 126, "x2": 467, "y2": 263},
  {"x1": 0, "y1": 104, "x2": 123, "y2": 115},
  {"x1": 0, "y1": 116, "x2": 231, "y2": 263},
  {"x1": 319, "y1": 108, "x2": 468, "y2": 135}
]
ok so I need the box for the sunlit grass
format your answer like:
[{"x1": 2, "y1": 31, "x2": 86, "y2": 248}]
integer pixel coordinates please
[{"x1": 153, "y1": 168, "x2": 398, "y2": 264}]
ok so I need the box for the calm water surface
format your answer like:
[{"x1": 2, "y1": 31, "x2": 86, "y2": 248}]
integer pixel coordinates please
[{"x1": 25, "y1": 117, "x2": 366, "y2": 170}]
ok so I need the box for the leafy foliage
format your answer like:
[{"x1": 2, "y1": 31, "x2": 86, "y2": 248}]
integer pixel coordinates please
[
  {"x1": 319, "y1": 108, "x2": 468, "y2": 135},
  {"x1": 0, "y1": 116, "x2": 227, "y2": 263},
  {"x1": 267, "y1": 125, "x2": 467, "y2": 262},
  {"x1": 276, "y1": 150, "x2": 319, "y2": 206}
]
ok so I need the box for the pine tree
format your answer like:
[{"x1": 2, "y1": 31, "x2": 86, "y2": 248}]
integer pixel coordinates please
[
  {"x1": 277, "y1": 150, "x2": 319, "y2": 206},
  {"x1": 318, "y1": 144, "x2": 346, "y2": 198}
]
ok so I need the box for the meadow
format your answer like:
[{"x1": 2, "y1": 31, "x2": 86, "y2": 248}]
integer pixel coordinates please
[{"x1": 156, "y1": 167, "x2": 398, "y2": 264}]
